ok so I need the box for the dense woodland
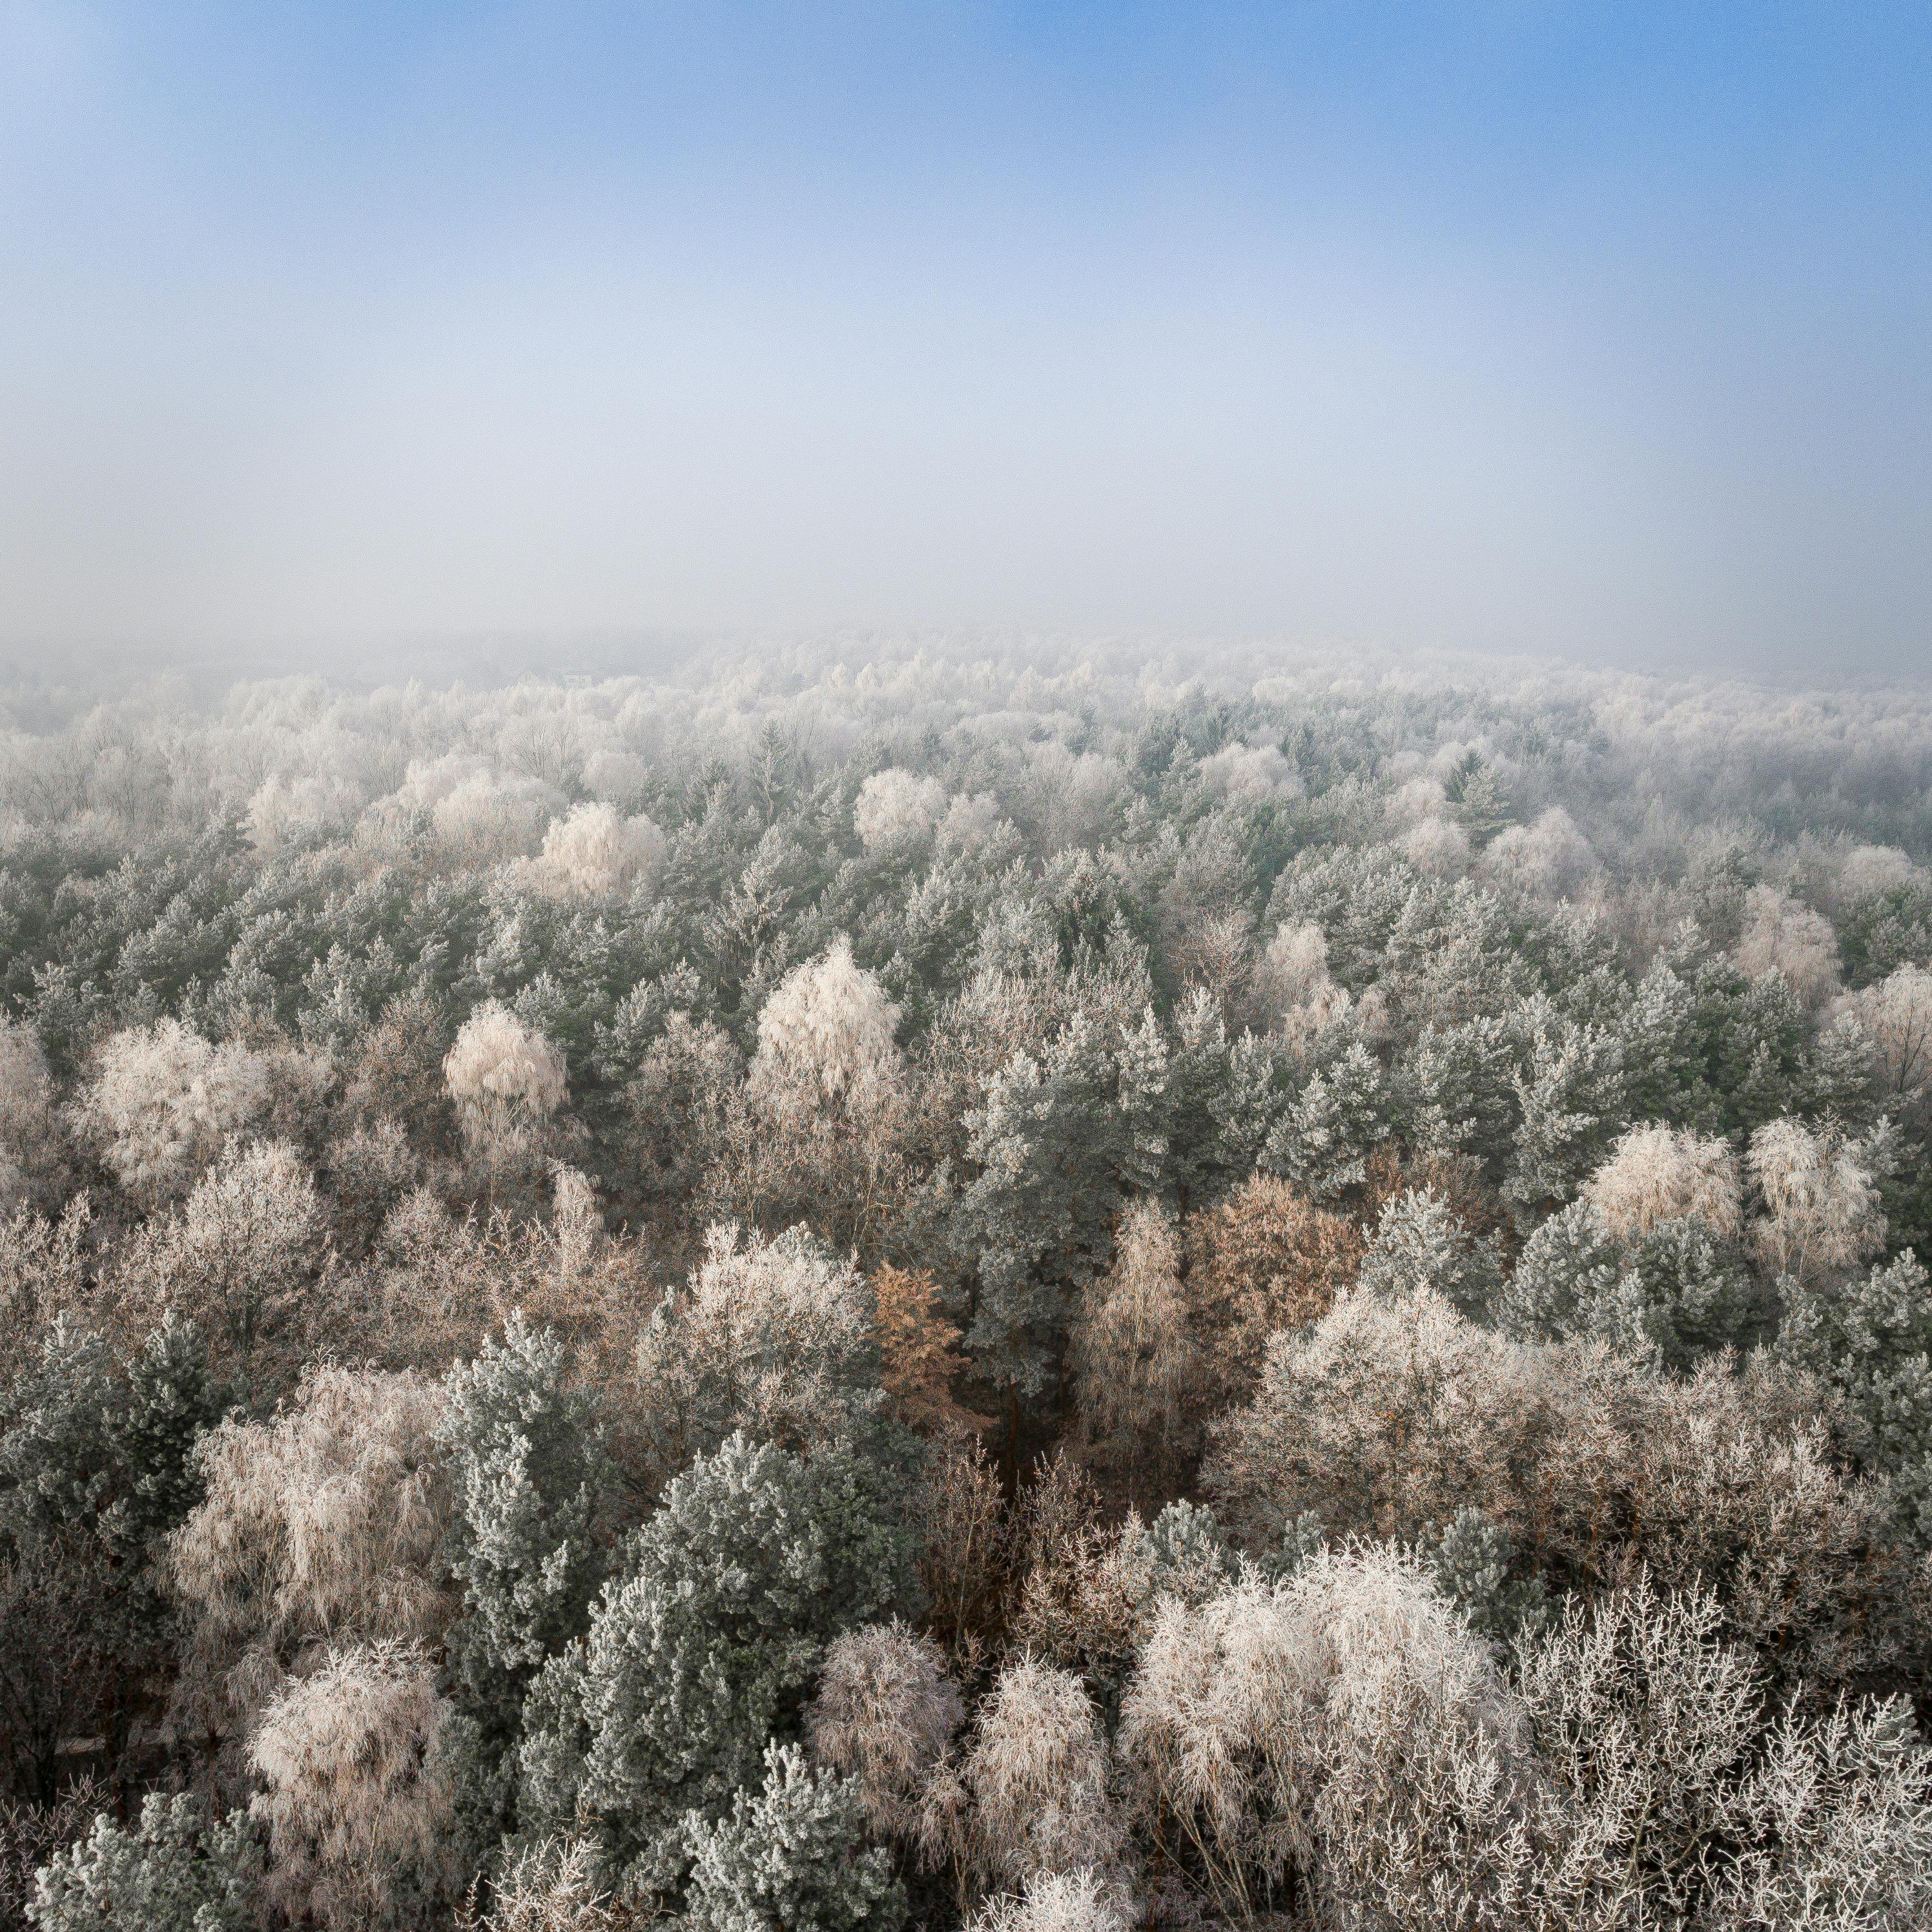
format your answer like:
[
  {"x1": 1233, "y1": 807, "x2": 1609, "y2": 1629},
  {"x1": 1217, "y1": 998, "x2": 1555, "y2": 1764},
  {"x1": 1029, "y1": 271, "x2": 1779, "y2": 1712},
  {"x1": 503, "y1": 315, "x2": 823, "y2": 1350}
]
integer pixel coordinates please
[{"x1": 5, "y1": 639, "x2": 1932, "y2": 1929}]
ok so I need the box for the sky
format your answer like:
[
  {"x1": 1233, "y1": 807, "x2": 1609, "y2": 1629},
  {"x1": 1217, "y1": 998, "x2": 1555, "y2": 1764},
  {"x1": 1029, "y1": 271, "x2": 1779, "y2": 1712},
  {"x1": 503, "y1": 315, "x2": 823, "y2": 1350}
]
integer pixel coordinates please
[{"x1": 1, "y1": 3, "x2": 1928, "y2": 679}]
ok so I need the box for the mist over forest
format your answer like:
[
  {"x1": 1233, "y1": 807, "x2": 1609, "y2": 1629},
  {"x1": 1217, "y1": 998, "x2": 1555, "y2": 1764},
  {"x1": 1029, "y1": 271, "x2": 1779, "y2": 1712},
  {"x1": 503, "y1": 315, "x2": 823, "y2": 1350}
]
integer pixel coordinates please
[
  {"x1": 7, "y1": 0, "x2": 1932, "y2": 1921},
  {"x1": 1, "y1": 636, "x2": 1932, "y2": 1928}
]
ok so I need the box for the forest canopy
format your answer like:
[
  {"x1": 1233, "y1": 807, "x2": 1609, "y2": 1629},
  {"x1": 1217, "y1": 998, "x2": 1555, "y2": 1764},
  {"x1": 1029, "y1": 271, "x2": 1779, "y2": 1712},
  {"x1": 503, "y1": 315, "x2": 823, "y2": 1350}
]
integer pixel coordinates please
[{"x1": 4, "y1": 636, "x2": 1932, "y2": 1929}]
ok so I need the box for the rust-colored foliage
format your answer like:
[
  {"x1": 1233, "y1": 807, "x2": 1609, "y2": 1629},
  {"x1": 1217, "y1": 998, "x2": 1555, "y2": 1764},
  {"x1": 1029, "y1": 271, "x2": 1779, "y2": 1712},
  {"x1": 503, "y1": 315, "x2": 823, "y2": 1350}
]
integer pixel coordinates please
[
  {"x1": 874, "y1": 1264, "x2": 989, "y2": 1436},
  {"x1": 1184, "y1": 1173, "x2": 1365, "y2": 1404}
]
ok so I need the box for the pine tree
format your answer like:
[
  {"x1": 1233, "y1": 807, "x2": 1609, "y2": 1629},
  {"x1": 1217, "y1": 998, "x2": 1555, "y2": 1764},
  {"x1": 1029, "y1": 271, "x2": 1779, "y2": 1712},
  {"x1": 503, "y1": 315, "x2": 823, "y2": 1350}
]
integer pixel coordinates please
[
  {"x1": 1401, "y1": 1014, "x2": 1525, "y2": 1181},
  {"x1": 1501, "y1": 1005, "x2": 1627, "y2": 1226},
  {"x1": 681, "y1": 1741, "x2": 905, "y2": 1932},
  {"x1": 517, "y1": 1434, "x2": 914, "y2": 1903},
  {"x1": 26, "y1": 1794, "x2": 260, "y2": 1932},
  {"x1": 1617, "y1": 1215, "x2": 1768, "y2": 1371},
  {"x1": 1356, "y1": 1189, "x2": 1502, "y2": 1321},
  {"x1": 1262, "y1": 1040, "x2": 1394, "y2": 1200},
  {"x1": 1430, "y1": 1506, "x2": 1547, "y2": 1642},
  {"x1": 0, "y1": 1318, "x2": 114, "y2": 1545},
  {"x1": 439, "y1": 1314, "x2": 610, "y2": 1708},
  {"x1": 101, "y1": 1314, "x2": 224, "y2": 1556},
  {"x1": 955, "y1": 1004, "x2": 1152, "y2": 1402},
  {"x1": 1494, "y1": 1198, "x2": 1621, "y2": 1342},
  {"x1": 1779, "y1": 1249, "x2": 1932, "y2": 1541},
  {"x1": 1443, "y1": 752, "x2": 1510, "y2": 847}
]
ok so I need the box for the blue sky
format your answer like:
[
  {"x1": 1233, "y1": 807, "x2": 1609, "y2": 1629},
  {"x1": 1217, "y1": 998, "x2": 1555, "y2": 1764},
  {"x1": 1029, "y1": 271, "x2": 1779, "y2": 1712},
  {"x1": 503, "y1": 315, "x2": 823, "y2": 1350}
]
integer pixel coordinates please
[{"x1": 3, "y1": 3, "x2": 1927, "y2": 675}]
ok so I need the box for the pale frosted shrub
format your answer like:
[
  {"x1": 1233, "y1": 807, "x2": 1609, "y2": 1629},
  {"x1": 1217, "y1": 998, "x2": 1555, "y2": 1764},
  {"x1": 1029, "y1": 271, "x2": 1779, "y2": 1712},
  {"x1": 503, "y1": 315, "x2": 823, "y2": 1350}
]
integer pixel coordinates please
[
  {"x1": 1703, "y1": 1694, "x2": 1932, "y2": 1931},
  {"x1": 467, "y1": 1837, "x2": 635, "y2": 1931},
  {"x1": 392, "y1": 747, "x2": 493, "y2": 819},
  {"x1": 1001, "y1": 1452, "x2": 1113, "y2": 1674},
  {"x1": 1748, "y1": 1116, "x2": 1887, "y2": 1281},
  {"x1": 1252, "y1": 920, "x2": 1333, "y2": 1020},
  {"x1": 736, "y1": 940, "x2": 912, "y2": 1247},
  {"x1": 1197, "y1": 741, "x2": 1300, "y2": 805},
  {"x1": 1834, "y1": 963, "x2": 1932, "y2": 1098},
  {"x1": 245, "y1": 771, "x2": 359, "y2": 853},
  {"x1": 254, "y1": 1034, "x2": 338, "y2": 1149},
  {"x1": 1734, "y1": 883, "x2": 1842, "y2": 1005},
  {"x1": 248, "y1": 1638, "x2": 458, "y2": 1931},
  {"x1": 936, "y1": 1656, "x2": 1125, "y2": 1897},
  {"x1": 431, "y1": 770, "x2": 563, "y2": 860},
  {"x1": 360, "y1": 1167, "x2": 635, "y2": 1381},
  {"x1": 511, "y1": 1169, "x2": 655, "y2": 1381},
  {"x1": 580, "y1": 746, "x2": 650, "y2": 804},
  {"x1": 633, "y1": 1221, "x2": 883, "y2": 1484},
  {"x1": 342, "y1": 989, "x2": 453, "y2": 1132},
  {"x1": 1202, "y1": 1282, "x2": 1544, "y2": 1547},
  {"x1": 1582, "y1": 1122, "x2": 1743, "y2": 1242},
  {"x1": 1508, "y1": 1578, "x2": 1932, "y2": 1929},
  {"x1": 916, "y1": 1428, "x2": 1010, "y2": 1663},
  {"x1": 1, "y1": 1774, "x2": 105, "y2": 1927},
  {"x1": 1838, "y1": 842, "x2": 1924, "y2": 903},
  {"x1": 808, "y1": 1621, "x2": 963, "y2": 1841},
  {"x1": 854, "y1": 768, "x2": 948, "y2": 849},
  {"x1": 1626, "y1": 1359, "x2": 1922, "y2": 1680},
  {"x1": 77, "y1": 1018, "x2": 268, "y2": 1204},
  {"x1": 365, "y1": 1186, "x2": 500, "y2": 1367},
  {"x1": 116, "y1": 1138, "x2": 328, "y2": 1366},
  {"x1": 1118, "y1": 1546, "x2": 1525, "y2": 1926},
  {"x1": 1479, "y1": 805, "x2": 1598, "y2": 899},
  {"x1": 325, "y1": 1115, "x2": 424, "y2": 1240},
  {"x1": 1160, "y1": 819, "x2": 1251, "y2": 1003},
  {"x1": 0, "y1": 1018, "x2": 56, "y2": 1213},
  {"x1": 623, "y1": 1011, "x2": 742, "y2": 1229},
  {"x1": 1021, "y1": 745, "x2": 1124, "y2": 852},
  {"x1": 169, "y1": 1364, "x2": 451, "y2": 1724},
  {"x1": 1004, "y1": 1499, "x2": 1167, "y2": 1691},
  {"x1": 1206, "y1": 1282, "x2": 1918, "y2": 1685},
  {"x1": 963, "y1": 1869, "x2": 1133, "y2": 1932},
  {"x1": 0, "y1": 1195, "x2": 88, "y2": 1364},
  {"x1": 1401, "y1": 813, "x2": 1470, "y2": 877},
  {"x1": 1175, "y1": 910, "x2": 1259, "y2": 1021},
  {"x1": 750, "y1": 936, "x2": 903, "y2": 1116},
  {"x1": 526, "y1": 802, "x2": 664, "y2": 900},
  {"x1": 936, "y1": 790, "x2": 1007, "y2": 852},
  {"x1": 1501, "y1": 1580, "x2": 1764, "y2": 1927},
  {"x1": 546, "y1": 1163, "x2": 604, "y2": 1278},
  {"x1": 1005, "y1": 1499, "x2": 1233, "y2": 1690},
  {"x1": 0, "y1": 1149, "x2": 27, "y2": 1225},
  {"x1": 444, "y1": 1002, "x2": 567, "y2": 1153},
  {"x1": 1071, "y1": 1200, "x2": 1191, "y2": 1457},
  {"x1": 1383, "y1": 773, "x2": 1445, "y2": 826}
]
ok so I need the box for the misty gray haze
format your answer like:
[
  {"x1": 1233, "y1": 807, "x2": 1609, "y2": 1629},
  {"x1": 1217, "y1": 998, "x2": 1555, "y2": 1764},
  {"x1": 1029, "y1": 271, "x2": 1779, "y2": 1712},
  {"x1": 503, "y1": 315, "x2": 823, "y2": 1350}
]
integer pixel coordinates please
[
  {"x1": 7, "y1": 10, "x2": 1932, "y2": 1932},
  {"x1": 3, "y1": 5, "x2": 1929, "y2": 679}
]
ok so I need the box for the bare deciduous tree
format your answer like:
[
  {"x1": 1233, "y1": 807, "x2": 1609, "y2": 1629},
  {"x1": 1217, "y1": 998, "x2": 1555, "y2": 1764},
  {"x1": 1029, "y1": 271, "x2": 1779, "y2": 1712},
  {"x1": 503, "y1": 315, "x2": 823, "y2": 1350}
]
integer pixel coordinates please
[
  {"x1": 1583, "y1": 1121, "x2": 1743, "y2": 1242},
  {"x1": 248, "y1": 1638, "x2": 458, "y2": 1931}
]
